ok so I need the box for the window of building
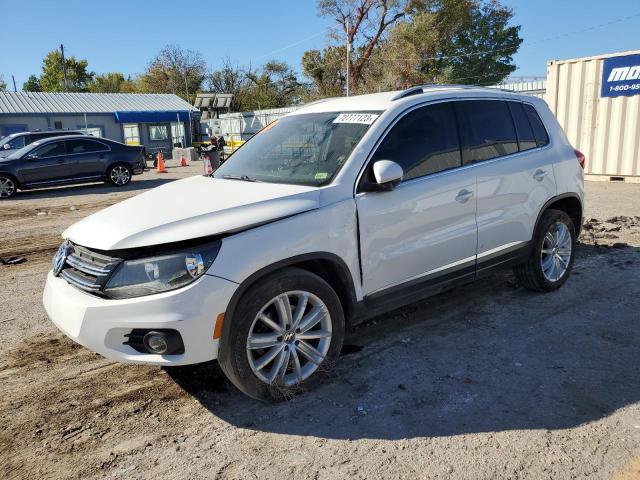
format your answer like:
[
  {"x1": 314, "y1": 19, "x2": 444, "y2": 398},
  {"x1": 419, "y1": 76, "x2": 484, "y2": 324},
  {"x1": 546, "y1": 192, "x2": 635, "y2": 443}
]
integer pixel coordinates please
[
  {"x1": 371, "y1": 102, "x2": 462, "y2": 181},
  {"x1": 523, "y1": 104, "x2": 549, "y2": 147},
  {"x1": 54, "y1": 121, "x2": 63, "y2": 130},
  {"x1": 33, "y1": 141, "x2": 66, "y2": 158},
  {"x1": 81, "y1": 127, "x2": 103, "y2": 137},
  {"x1": 66, "y1": 139, "x2": 109, "y2": 154},
  {"x1": 508, "y1": 102, "x2": 537, "y2": 151},
  {"x1": 148, "y1": 124, "x2": 168, "y2": 141},
  {"x1": 123, "y1": 124, "x2": 141, "y2": 145},
  {"x1": 458, "y1": 100, "x2": 519, "y2": 163},
  {"x1": 171, "y1": 122, "x2": 185, "y2": 147}
]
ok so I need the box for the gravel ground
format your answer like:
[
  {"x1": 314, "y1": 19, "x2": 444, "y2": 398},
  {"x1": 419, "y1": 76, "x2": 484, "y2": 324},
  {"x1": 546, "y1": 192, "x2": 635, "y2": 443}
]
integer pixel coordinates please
[{"x1": 1, "y1": 166, "x2": 639, "y2": 480}]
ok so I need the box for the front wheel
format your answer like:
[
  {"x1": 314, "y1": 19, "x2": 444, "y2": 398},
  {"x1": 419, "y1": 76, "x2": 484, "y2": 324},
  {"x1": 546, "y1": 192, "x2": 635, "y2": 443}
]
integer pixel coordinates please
[
  {"x1": 0, "y1": 174, "x2": 17, "y2": 199},
  {"x1": 514, "y1": 209, "x2": 576, "y2": 292},
  {"x1": 106, "y1": 164, "x2": 132, "y2": 187},
  {"x1": 218, "y1": 268, "x2": 345, "y2": 401}
]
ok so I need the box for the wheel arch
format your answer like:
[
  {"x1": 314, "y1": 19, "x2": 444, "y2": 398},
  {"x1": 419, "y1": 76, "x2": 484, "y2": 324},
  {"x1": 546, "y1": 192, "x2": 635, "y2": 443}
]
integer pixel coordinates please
[
  {"x1": 0, "y1": 171, "x2": 20, "y2": 189},
  {"x1": 535, "y1": 193, "x2": 583, "y2": 237},
  {"x1": 221, "y1": 253, "x2": 358, "y2": 341}
]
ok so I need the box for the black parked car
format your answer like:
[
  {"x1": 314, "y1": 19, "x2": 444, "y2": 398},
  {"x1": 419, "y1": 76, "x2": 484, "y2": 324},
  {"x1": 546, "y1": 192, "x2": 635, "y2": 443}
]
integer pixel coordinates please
[{"x1": 0, "y1": 135, "x2": 146, "y2": 199}]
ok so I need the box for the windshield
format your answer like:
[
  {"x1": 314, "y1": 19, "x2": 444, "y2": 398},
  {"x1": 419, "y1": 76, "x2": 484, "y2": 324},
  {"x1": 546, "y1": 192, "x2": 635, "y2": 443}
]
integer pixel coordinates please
[{"x1": 213, "y1": 112, "x2": 380, "y2": 186}]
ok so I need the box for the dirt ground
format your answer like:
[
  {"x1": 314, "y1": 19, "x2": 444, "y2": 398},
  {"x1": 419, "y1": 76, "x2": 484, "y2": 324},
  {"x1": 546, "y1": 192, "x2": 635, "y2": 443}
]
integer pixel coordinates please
[{"x1": 1, "y1": 165, "x2": 639, "y2": 480}]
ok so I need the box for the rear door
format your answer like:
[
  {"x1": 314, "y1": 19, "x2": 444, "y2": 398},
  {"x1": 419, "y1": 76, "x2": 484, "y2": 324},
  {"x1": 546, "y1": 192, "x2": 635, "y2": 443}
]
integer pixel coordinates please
[
  {"x1": 65, "y1": 139, "x2": 110, "y2": 179},
  {"x1": 18, "y1": 140, "x2": 71, "y2": 184},
  {"x1": 456, "y1": 99, "x2": 556, "y2": 272},
  {"x1": 356, "y1": 102, "x2": 478, "y2": 296}
]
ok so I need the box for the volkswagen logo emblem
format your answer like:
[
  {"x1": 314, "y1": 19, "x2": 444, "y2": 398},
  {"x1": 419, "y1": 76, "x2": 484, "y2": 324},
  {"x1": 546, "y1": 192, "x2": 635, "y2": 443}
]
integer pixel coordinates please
[{"x1": 52, "y1": 241, "x2": 71, "y2": 276}]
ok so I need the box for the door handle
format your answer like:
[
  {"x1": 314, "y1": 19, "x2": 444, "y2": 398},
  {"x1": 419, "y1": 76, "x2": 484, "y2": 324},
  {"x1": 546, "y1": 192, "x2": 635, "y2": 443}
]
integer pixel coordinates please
[
  {"x1": 533, "y1": 169, "x2": 547, "y2": 181},
  {"x1": 455, "y1": 189, "x2": 473, "y2": 203}
]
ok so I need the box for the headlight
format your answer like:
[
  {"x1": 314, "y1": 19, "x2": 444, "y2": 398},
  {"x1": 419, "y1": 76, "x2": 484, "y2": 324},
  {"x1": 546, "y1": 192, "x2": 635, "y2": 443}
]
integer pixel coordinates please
[{"x1": 103, "y1": 241, "x2": 221, "y2": 299}]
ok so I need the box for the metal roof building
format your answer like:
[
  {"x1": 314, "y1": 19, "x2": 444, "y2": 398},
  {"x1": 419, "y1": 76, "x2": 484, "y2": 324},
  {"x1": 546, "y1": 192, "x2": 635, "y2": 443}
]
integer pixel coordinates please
[{"x1": 0, "y1": 92, "x2": 199, "y2": 153}]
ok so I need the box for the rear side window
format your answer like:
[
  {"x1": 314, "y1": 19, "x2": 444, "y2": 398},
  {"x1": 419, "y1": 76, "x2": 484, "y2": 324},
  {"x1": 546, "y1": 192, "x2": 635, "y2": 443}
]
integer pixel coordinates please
[
  {"x1": 66, "y1": 139, "x2": 109, "y2": 154},
  {"x1": 32, "y1": 141, "x2": 66, "y2": 158},
  {"x1": 372, "y1": 102, "x2": 461, "y2": 181},
  {"x1": 523, "y1": 104, "x2": 549, "y2": 147},
  {"x1": 508, "y1": 102, "x2": 537, "y2": 151},
  {"x1": 458, "y1": 100, "x2": 518, "y2": 163}
]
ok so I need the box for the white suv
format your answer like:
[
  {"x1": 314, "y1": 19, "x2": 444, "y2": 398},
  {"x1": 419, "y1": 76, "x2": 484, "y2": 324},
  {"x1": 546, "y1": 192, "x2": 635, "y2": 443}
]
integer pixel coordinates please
[{"x1": 44, "y1": 86, "x2": 585, "y2": 401}]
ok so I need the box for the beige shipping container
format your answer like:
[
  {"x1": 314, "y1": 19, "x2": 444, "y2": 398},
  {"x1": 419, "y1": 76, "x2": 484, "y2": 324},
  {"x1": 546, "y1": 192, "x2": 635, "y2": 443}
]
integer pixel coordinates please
[{"x1": 546, "y1": 50, "x2": 640, "y2": 182}]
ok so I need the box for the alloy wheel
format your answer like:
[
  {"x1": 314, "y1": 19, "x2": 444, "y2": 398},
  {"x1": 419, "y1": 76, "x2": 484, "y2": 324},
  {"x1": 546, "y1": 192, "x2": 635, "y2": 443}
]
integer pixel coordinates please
[
  {"x1": 540, "y1": 221, "x2": 572, "y2": 282},
  {"x1": 246, "y1": 291, "x2": 333, "y2": 387},
  {"x1": 110, "y1": 166, "x2": 131, "y2": 185},
  {"x1": 0, "y1": 177, "x2": 16, "y2": 198}
]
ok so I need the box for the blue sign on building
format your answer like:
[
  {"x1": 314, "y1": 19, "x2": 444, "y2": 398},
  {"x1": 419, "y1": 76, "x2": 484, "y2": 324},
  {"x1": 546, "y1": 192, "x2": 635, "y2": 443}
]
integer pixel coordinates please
[{"x1": 601, "y1": 54, "x2": 640, "y2": 98}]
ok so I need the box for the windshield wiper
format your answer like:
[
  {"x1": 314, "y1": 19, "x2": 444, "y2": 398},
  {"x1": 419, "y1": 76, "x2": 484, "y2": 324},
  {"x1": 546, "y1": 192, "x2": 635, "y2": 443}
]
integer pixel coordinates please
[{"x1": 222, "y1": 174, "x2": 260, "y2": 182}]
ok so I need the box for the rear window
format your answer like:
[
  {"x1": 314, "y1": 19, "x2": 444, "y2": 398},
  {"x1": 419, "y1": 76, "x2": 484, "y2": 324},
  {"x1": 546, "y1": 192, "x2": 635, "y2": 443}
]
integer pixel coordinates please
[
  {"x1": 458, "y1": 100, "x2": 519, "y2": 163},
  {"x1": 523, "y1": 104, "x2": 549, "y2": 147}
]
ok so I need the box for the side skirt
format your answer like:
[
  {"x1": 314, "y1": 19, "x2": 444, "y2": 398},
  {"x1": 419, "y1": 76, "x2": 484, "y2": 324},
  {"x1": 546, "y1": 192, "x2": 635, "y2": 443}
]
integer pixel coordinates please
[{"x1": 351, "y1": 242, "x2": 530, "y2": 325}]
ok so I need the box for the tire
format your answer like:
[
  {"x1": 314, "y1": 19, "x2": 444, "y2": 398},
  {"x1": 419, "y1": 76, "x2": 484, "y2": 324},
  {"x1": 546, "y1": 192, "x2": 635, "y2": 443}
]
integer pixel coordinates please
[
  {"x1": 218, "y1": 267, "x2": 345, "y2": 402},
  {"x1": 0, "y1": 174, "x2": 18, "y2": 199},
  {"x1": 514, "y1": 209, "x2": 576, "y2": 292},
  {"x1": 106, "y1": 164, "x2": 132, "y2": 187}
]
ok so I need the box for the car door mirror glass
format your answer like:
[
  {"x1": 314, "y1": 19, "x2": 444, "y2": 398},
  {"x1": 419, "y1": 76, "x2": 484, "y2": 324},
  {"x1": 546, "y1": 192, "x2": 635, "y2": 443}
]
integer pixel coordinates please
[{"x1": 372, "y1": 160, "x2": 403, "y2": 190}]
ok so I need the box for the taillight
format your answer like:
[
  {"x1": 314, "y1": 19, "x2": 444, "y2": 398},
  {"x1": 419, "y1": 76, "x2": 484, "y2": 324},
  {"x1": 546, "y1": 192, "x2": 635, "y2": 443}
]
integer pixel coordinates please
[{"x1": 575, "y1": 149, "x2": 586, "y2": 169}]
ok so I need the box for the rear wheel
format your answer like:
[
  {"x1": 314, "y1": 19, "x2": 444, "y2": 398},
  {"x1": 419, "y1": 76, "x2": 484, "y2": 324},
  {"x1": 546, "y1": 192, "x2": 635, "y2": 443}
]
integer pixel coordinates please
[
  {"x1": 0, "y1": 175, "x2": 17, "y2": 199},
  {"x1": 107, "y1": 164, "x2": 132, "y2": 186},
  {"x1": 218, "y1": 268, "x2": 345, "y2": 401},
  {"x1": 514, "y1": 209, "x2": 576, "y2": 292}
]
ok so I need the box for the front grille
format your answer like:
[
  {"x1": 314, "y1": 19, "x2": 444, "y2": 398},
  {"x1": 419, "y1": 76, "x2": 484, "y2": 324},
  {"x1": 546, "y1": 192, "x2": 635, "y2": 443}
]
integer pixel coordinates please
[{"x1": 58, "y1": 243, "x2": 121, "y2": 294}]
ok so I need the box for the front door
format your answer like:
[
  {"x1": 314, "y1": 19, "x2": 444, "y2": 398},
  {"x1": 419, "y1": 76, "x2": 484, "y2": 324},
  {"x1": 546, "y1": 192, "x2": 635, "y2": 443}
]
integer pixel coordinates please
[
  {"x1": 356, "y1": 102, "x2": 478, "y2": 296},
  {"x1": 18, "y1": 140, "x2": 71, "y2": 185}
]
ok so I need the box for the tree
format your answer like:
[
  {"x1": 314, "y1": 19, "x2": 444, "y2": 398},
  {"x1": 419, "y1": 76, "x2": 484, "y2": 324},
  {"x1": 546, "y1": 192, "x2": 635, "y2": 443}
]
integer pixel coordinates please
[
  {"x1": 314, "y1": 0, "x2": 413, "y2": 93},
  {"x1": 138, "y1": 45, "x2": 206, "y2": 102},
  {"x1": 39, "y1": 50, "x2": 94, "y2": 92},
  {"x1": 23, "y1": 75, "x2": 42, "y2": 92},
  {"x1": 0, "y1": 75, "x2": 6, "y2": 92},
  {"x1": 90, "y1": 72, "x2": 138, "y2": 93},
  {"x1": 207, "y1": 58, "x2": 250, "y2": 111},
  {"x1": 302, "y1": 47, "x2": 346, "y2": 98}
]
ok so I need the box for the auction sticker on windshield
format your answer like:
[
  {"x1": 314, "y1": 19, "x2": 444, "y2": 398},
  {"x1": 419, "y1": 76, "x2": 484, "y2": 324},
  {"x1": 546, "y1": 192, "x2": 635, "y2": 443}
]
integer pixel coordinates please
[{"x1": 333, "y1": 113, "x2": 379, "y2": 125}]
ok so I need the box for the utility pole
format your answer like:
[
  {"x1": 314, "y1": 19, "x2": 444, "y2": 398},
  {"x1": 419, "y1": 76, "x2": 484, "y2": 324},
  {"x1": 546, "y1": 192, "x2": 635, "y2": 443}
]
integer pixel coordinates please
[
  {"x1": 184, "y1": 71, "x2": 190, "y2": 104},
  {"x1": 60, "y1": 44, "x2": 68, "y2": 91},
  {"x1": 345, "y1": 20, "x2": 350, "y2": 97},
  {"x1": 11, "y1": 75, "x2": 17, "y2": 92}
]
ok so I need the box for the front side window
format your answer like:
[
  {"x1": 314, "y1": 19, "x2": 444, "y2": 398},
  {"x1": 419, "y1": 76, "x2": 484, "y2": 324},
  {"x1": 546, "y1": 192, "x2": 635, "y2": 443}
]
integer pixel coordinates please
[
  {"x1": 148, "y1": 125, "x2": 168, "y2": 141},
  {"x1": 458, "y1": 100, "x2": 519, "y2": 163},
  {"x1": 66, "y1": 139, "x2": 108, "y2": 154},
  {"x1": 371, "y1": 102, "x2": 461, "y2": 181},
  {"x1": 213, "y1": 112, "x2": 378, "y2": 186},
  {"x1": 32, "y1": 141, "x2": 66, "y2": 158},
  {"x1": 2, "y1": 135, "x2": 27, "y2": 150}
]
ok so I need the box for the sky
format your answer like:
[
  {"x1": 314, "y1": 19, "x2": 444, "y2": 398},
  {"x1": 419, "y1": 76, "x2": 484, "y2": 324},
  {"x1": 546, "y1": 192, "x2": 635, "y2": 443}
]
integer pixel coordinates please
[{"x1": 1, "y1": 0, "x2": 639, "y2": 90}]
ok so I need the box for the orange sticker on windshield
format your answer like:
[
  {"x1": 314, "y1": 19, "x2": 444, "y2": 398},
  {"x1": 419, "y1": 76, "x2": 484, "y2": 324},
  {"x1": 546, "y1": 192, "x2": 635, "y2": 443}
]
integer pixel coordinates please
[{"x1": 258, "y1": 120, "x2": 279, "y2": 135}]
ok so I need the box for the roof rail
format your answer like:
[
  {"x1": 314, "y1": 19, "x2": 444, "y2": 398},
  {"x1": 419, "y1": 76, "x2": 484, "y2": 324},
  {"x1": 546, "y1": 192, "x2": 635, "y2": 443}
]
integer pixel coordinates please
[{"x1": 391, "y1": 84, "x2": 514, "y2": 101}]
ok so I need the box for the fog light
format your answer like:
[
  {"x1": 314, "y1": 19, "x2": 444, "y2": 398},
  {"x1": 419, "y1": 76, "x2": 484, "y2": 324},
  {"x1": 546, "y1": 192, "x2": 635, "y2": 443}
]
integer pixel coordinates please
[{"x1": 143, "y1": 331, "x2": 169, "y2": 354}]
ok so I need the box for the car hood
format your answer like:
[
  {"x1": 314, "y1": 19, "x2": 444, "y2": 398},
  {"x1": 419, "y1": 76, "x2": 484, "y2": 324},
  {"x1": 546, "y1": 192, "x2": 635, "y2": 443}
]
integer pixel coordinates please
[{"x1": 63, "y1": 176, "x2": 321, "y2": 250}]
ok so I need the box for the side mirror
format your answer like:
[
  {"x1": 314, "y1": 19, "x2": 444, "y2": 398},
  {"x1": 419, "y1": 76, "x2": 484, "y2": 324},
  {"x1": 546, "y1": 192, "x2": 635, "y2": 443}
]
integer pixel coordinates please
[
  {"x1": 25, "y1": 153, "x2": 39, "y2": 160},
  {"x1": 2, "y1": 144, "x2": 10, "y2": 150},
  {"x1": 372, "y1": 160, "x2": 403, "y2": 190}
]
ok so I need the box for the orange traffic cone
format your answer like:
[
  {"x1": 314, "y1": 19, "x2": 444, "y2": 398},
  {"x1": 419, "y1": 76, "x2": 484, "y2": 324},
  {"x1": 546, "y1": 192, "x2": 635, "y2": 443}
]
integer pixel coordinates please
[
  {"x1": 203, "y1": 157, "x2": 213, "y2": 175},
  {"x1": 179, "y1": 151, "x2": 188, "y2": 167},
  {"x1": 156, "y1": 151, "x2": 167, "y2": 173}
]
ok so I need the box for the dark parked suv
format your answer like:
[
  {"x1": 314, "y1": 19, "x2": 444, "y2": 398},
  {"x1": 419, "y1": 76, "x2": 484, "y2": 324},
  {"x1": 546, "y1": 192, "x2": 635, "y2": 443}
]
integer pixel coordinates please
[
  {"x1": 0, "y1": 130, "x2": 87, "y2": 158},
  {"x1": 0, "y1": 135, "x2": 146, "y2": 198}
]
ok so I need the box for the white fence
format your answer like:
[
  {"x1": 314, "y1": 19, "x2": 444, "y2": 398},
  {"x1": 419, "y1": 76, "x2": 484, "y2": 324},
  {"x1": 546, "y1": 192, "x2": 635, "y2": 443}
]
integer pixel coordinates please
[{"x1": 209, "y1": 81, "x2": 548, "y2": 140}]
